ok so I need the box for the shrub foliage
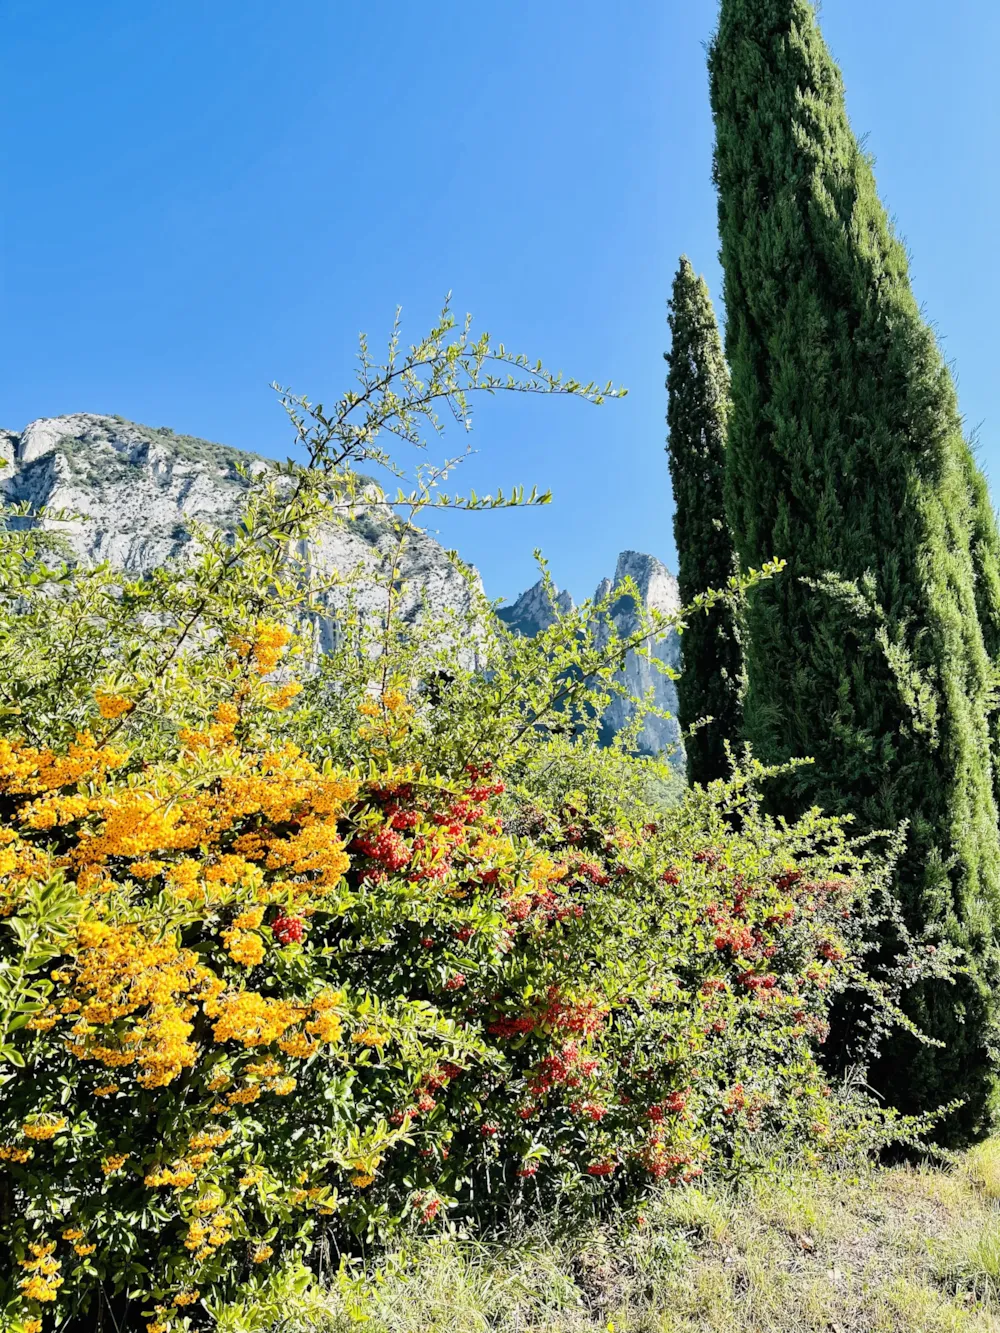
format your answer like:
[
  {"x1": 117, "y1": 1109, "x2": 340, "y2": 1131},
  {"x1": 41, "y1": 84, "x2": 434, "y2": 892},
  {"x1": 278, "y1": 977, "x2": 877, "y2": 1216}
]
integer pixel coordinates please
[
  {"x1": 0, "y1": 664, "x2": 899, "y2": 1330},
  {"x1": 0, "y1": 308, "x2": 937, "y2": 1332}
]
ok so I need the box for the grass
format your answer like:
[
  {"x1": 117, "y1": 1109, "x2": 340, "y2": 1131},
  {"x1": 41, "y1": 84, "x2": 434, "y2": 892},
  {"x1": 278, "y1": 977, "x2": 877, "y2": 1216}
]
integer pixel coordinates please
[{"x1": 280, "y1": 1146, "x2": 1000, "y2": 1333}]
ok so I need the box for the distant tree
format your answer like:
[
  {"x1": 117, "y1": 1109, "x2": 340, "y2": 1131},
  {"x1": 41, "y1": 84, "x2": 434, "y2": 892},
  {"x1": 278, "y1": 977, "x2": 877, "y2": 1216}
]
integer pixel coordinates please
[
  {"x1": 665, "y1": 256, "x2": 743, "y2": 785},
  {"x1": 710, "y1": 0, "x2": 1000, "y2": 1141}
]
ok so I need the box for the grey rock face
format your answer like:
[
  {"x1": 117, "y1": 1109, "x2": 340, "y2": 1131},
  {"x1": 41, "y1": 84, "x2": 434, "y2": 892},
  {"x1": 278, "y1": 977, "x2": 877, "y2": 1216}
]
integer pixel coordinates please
[
  {"x1": 0, "y1": 431, "x2": 17, "y2": 470},
  {"x1": 2, "y1": 416, "x2": 684, "y2": 764},
  {"x1": 0, "y1": 415, "x2": 481, "y2": 647},
  {"x1": 496, "y1": 579, "x2": 574, "y2": 637},
  {"x1": 593, "y1": 552, "x2": 683, "y2": 763},
  {"x1": 499, "y1": 551, "x2": 684, "y2": 767}
]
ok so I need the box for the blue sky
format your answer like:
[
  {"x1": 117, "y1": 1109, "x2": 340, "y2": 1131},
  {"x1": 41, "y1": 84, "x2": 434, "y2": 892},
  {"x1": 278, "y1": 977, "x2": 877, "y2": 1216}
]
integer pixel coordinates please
[{"x1": 4, "y1": 1, "x2": 999, "y2": 604}]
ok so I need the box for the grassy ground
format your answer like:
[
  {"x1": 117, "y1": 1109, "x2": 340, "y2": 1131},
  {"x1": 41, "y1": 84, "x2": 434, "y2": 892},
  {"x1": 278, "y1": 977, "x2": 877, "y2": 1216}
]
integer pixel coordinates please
[{"x1": 286, "y1": 1142, "x2": 1000, "y2": 1333}]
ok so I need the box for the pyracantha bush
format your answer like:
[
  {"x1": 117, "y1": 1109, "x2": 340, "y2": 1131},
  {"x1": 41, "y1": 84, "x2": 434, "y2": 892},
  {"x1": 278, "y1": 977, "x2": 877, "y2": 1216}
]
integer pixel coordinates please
[
  {"x1": 0, "y1": 628, "x2": 920, "y2": 1333},
  {"x1": 0, "y1": 317, "x2": 946, "y2": 1331}
]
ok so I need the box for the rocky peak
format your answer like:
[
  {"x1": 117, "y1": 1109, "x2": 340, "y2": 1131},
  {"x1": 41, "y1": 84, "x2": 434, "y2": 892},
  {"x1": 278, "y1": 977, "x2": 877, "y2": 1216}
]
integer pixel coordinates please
[
  {"x1": 500, "y1": 555, "x2": 685, "y2": 769},
  {"x1": 496, "y1": 578, "x2": 574, "y2": 637},
  {"x1": 610, "y1": 550, "x2": 680, "y2": 616}
]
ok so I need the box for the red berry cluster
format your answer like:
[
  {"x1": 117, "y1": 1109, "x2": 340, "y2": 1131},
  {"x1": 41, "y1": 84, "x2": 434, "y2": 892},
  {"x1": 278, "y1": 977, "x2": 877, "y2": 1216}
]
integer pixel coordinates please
[
  {"x1": 639, "y1": 1144, "x2": 702, "y2": 1183},
  {"x1": 568, "y1": 1099, "x2": 606, "y2": 1122},
  {"x1": 389, "y1": 808, "x2": 420, "y2": 831},
  {"x1": 411, "y1": 1192, "x2": 441, "y2": 1223},
  {"x1": 351, "y1": 826, "x2": 410, "y2": 872},
  {"x1": 271, "y1": 914, "x2": 305, "y2": 944},
  {"x1": 586, "y1": 1160, "x2": 617, "y2": 1177},
  {"x1": 487, "y1": 987, "x2": 605, "y2": 1043},
  {"x1": 537, "y1": 986, "x2": 607, "y2": 1036},
  {"x1": 487, "y1": 1014, "x2": 536, "y2": 1039},
  {"x1": 574, "y1": 860, "x2": 609, "y2": 887},
  {"x1": 527, "y1": 1040, "x2": 600, "y2": 1097}
]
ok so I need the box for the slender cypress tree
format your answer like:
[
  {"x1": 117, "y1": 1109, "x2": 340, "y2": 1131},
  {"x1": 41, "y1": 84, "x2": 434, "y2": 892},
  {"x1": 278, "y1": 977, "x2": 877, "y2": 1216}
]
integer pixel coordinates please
[
  {"x1": 666, "y1": 257, "x2": 743, "y2": 785},
  {"x1": 710, "y1": 0, "x2": 1000, "y2": 1139}
]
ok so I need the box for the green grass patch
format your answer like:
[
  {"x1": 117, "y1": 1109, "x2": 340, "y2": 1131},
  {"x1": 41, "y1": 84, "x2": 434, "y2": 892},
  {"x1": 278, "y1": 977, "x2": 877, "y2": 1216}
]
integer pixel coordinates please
[{"x1": 268, "y1": 1151, "x2": 1000, "y2": 1333}]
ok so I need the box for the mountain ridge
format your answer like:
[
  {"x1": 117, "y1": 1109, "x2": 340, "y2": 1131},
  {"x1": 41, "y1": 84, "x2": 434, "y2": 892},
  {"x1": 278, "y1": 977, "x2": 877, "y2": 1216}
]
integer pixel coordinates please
[{"x1": 2, "y1": 414, "x2": 683, "y2": 765}]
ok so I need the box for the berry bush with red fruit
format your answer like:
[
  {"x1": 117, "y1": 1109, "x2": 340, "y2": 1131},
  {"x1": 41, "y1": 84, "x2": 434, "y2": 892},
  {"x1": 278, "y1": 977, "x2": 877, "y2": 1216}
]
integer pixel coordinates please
[
  {"x1": 324, "y1": 759, "x2": 936, "y2": 1243},
  {"x1": 0, "y1": 711, "x2": 936, "y2": 1332},
  {"x1": 0, "y1": 343, "x2": 949, "y2": 1331}
]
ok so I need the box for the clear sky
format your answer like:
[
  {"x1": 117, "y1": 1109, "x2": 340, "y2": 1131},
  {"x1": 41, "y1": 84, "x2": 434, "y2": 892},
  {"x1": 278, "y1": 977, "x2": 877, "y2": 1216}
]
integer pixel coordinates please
[{"x1": 4, "y1": 1, "x2": 999, "y2": 605}]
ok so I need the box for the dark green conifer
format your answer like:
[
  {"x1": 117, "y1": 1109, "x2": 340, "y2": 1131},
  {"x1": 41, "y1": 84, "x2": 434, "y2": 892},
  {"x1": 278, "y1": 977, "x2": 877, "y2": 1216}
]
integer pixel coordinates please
[
  {"x1": 964, "y1": 454, "x2": 1000, "y2": 814},
  {"x1": 666, "y1": 257, "x2": 743, "y2": 785},
  {"x1": 710, "y1": 0, "x2": 1000, "y2": 1139}
]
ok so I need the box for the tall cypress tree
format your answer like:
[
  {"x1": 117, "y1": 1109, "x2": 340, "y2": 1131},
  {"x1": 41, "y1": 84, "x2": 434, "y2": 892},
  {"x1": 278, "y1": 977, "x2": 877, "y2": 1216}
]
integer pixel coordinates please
[
  {"x1": 666, "y1": 256, "x2": 743, "y2": 785},
  {"x1": 710, "y1": 0, "x2": 1000, "y2": 1139}
]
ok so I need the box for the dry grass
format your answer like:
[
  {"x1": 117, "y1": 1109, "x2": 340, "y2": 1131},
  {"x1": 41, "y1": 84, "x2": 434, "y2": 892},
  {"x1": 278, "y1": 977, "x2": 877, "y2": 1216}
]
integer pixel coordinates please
[{"x1": 292, "y1": 1146, "x2": 1000, "y2": 1333}]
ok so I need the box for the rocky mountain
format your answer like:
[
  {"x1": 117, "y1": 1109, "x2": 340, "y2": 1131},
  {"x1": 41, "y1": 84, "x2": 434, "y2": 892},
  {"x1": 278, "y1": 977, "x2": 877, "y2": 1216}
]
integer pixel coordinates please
[
  {"x1": 0, "y1": 414, "x2": 479, "y2": 652},
  {"x1": 499, "y1": 552, "x2": 683, "y2": 764},
  {"x1": 496, "y1": 580, "x2": 574, "y2": 638},
  {"x1": 1, "y1": 415, "x2": 683, "y2": 766}
]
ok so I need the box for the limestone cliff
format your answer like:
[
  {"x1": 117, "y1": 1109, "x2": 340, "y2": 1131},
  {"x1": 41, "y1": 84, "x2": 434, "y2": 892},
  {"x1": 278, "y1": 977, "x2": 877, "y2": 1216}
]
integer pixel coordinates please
[
  {"x1": 2, "y1": 414, "x2": 683, "y2": 765},
  {"x1": 499, "y1": 552, "x2": 684, "y2": 767},
  {"x1": 0, "y1": 414, "x2": 480, "y2": 651}
]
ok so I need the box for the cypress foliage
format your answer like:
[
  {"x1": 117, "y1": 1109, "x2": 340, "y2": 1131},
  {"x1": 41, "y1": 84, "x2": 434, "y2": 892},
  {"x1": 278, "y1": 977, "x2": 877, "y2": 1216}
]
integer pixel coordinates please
[
  {"x1": 964, "y1": 453, "x2": 1000, "y2": 815},
  {"x1": 709, "y1": 0, "x2": 1000, "y2": 1139},
  {"x1": 666, "y1": 256, "x2": 744, "y2": 785}
]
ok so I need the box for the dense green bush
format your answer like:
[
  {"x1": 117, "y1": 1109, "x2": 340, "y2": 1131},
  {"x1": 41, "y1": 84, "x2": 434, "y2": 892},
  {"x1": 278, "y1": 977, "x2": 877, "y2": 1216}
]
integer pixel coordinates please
[
  {"x1": 0, "y1": 667, "x2": 921, "y2": 1333},
  {"x1": 0, "y1": 308, "x2": 945, "y2": 1332}
]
